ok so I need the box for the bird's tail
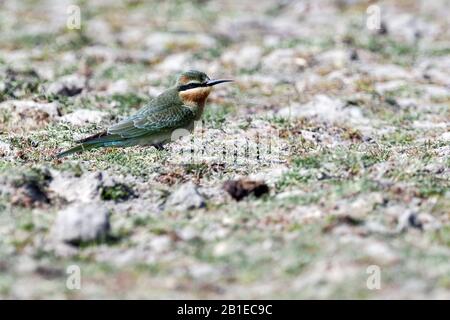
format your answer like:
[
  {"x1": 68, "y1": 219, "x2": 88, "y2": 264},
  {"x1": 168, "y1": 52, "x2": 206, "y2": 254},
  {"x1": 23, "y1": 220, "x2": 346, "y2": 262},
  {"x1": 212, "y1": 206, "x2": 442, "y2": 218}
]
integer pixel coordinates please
[
  {"x1": 56, "y1": 142, "x2": 103, "y2": 158},
  {"x1": 56, "y1": 131, "x2": 127, "y2": 158}
]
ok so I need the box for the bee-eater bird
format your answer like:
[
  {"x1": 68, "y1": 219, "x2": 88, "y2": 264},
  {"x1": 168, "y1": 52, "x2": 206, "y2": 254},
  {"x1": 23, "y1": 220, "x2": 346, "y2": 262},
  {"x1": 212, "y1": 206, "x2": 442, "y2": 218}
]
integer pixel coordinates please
[{"x1": 57, "y1": 70, "x2": 232, "y2": 158}]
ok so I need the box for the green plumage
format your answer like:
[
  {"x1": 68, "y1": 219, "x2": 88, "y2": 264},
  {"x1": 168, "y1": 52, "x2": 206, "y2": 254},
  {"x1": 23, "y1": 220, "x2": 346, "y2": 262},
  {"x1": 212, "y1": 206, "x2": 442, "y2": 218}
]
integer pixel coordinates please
[
  {"x1": 57, "y1": 87, "x2": 196, "y2": 158},
  {"x1": 57, "y1": 70, "x2": 232, "y2": 158}
]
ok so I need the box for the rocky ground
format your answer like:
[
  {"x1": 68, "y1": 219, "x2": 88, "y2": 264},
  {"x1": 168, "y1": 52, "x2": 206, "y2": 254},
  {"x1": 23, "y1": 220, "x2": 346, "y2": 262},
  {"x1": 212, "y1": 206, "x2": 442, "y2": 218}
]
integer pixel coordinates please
[{"x1": 0, "y1": 0, "x2": 449, "y2": 299}]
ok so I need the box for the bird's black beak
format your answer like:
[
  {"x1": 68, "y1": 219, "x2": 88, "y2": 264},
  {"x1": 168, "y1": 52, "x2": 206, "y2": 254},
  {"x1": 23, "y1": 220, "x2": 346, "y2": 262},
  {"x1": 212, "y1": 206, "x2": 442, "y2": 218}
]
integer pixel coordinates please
[{"x1": 206, "y1": 79, "x2": 234, "y2": 86}]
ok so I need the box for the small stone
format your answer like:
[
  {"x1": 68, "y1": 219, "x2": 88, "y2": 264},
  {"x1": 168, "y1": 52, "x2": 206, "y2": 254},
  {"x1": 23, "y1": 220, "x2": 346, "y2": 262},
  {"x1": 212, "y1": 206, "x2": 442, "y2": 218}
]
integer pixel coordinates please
[
  {"x1": 85, "y1": 19, "x2": 115, "y2": 45},
  {"x1": 416, "y1": 213, "x2": 442, "y2": 231},
  {"x1": 277, "y1": 95, "x2": 368, "y2": 127},
  {"x1": 59, "y1": 109, "x2": 108, "y2": 126},
  {"x1": 384, "y1": 13, "x2": 437, "y2": 44},
  {"x1": 363, "y1": 241, "x2": 398, "y2": 265},
  {"x1": 363, "y1": 64, "x2": 412, "y2": 81},
  {"x1": 213, "y1": 241, "x2": 231, "y2": 257},
  {"x1": 177, "y1": 226, "x2": 198, "y2": 241},
  {"x1": 222, "y1": 45, "x2": 262, "y2": 70},
  {"x1": 156, "y1": 53, "x2": 190, "y2": 72},
  {"x1": 0, "y1": 99, "x2": 60, "y2": 130},
  {"x1": 422, "y1": 85, "x2": 450, "y2": 99},
  {"x1": 47, "y1": 74, "x2": 85, "y2": 97},
  {"x1": 0, "y1": 100, "x2": 60, "y2": 118},
  {"x1": 52, "y1": 203, "x2": 110, "y2": 245},
  {"x1": 145, "y1": 32, "x2": 216, "y2": 52},
  {"x1": 49, "y1": 171, "x2": 103, "y2": 203},
  {"x1": 262, "y1": 48, "x2": 305, "y2": 74},
  {"x1": 349, "y1": 49, "x2": 359, "y2": 61},
  {"x1": 7, "y1": 170, "x2": 51, "y2": 208},
  {"x1": 422, "y1": 68, "x2": 450, "y2": 86},
  {"x1": 439, "y1": 132, "x2": 450, "y2": 141},
  {"x1": 189, "y1": 263, "x2": 216, "y2": 280},
  {"x1": 107, "y1": 79, "x2": 129, "y2": 95},
  {"x1": 396, "y1": 98, "x2": 417, "y2": 108},
  {"x1": 223, "y1": 179, "x2": 269, "y2": 201},
  {"x1": 0, "y1": 141, "x2": 12, "y2": 156},
  {"x1": 316, "y1": 49, "x2": 348, "y2": 68},
  {"x1": 374, "y1": 80, "x2": 407, "y2": 94},
  {"x1": 165, "y1": 182, "x2": 206, "y2": 211},
  {"x1": 249, "y1": 166, "x2": 288, "y2": 186},
  {"x1": 149, "y1": 235, "x2": 172, "y2": 253},
  {"x1": 11, "y1": 182, "x2": 49, "y2": 208},
  {"x1": 397, "y1": 211, "x2": 423, "y2": 232},
  {"x1": 15, "y1": 256, "x2": 37, "y2": 274},
  {"x1": 1, "y1": 68, "x2": 40, "y2": 98}
]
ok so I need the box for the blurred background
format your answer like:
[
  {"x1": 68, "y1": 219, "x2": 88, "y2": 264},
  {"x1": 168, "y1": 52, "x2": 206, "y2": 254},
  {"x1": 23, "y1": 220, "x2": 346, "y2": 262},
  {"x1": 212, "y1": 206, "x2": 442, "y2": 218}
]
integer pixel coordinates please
[{"x1": 0, "y1": 0, "x2": 449, "y2": 299}]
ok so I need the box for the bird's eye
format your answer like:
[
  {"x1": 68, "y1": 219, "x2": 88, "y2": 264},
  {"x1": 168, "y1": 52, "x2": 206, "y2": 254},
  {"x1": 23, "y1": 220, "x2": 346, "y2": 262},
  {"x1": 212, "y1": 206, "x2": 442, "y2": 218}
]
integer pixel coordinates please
[{"x1": 179, "y1": 81, "x2": 204, "y2": 91}]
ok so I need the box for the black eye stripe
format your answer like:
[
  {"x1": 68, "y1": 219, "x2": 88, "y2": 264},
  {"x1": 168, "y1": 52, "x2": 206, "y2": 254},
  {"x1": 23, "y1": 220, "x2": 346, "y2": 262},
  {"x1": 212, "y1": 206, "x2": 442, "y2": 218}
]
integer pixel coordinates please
[{"x1": 178, "y1": 82, "x2": 207, "y2": 91}]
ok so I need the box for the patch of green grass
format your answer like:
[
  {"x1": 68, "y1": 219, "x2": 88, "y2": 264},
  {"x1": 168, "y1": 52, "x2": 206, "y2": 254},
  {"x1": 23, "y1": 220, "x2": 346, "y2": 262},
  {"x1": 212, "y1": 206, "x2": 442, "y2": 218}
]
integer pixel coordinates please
[
  {"x1": 331, "y1": 177, "x2": 381, "y2": 198},
  {"x1": 55, "y1": 162, "x2": 84, "y2": 177},
  {"x1": 279, "y1": 192, "x2": 323, "y2": 206},
  {"x1": 8, "y1": 32, "x2": 56, "y2": 49},
  {"x1": 202, "y1": 103, "x2": 233, "y2": 129},
  {"x1": 276, "y1": 154, "x2": 325, "y2": 189},
  {"x1": 183, "y1": 162, "x2": 209, "y2": 178},
  {"x1": 278, "y1": 148, "x2": 370, "y2": 190},
  {"x1": 292, "y1": 155, "x2": 322, "y2": 169},
  {"x1": 15, "y1": 123, "x2": 96, "y2": 161},
  {"x1": 385, "y1": 167, "x2": 449, "y2": 198},
  {"x1": 393, "y1": 112, "x2": 422, "y2": 125},
  {"x1": 188, "y1": 221, "x2": 324, "y2": 282},
  {"x1": 276, "y1": 169, "x2": 314, "y2": 190},
  {"x1": 384, "y1": 84, "x2": 423, "y2": 100},
  {"x1": 332, "y1": 150, "x2": 363, "y2": 176},
  {"x1": 0, "y1": 160, "x2": 14, "y2": 173},
  {"x1": 0, "y1": 109, "x2": 12, "y2": 124},
  {"x1": 8, "y1": 166, "x2": 52, "y2": 188},
  {"x1": 98, "y1": 63, "x2": 148, "y2": 81},
  {"x1": 430, "y1": 225, "x2": 450, "y2": 247},
  {"x1": 54, "y1": 64, "x2": 80, "y2": 78},
  {"x1": 83, "y1": 147, "x2": 164, "y2": 177},
  {"x1": 415, "y1": 176, "x2": 449, "y2": 198},
  {"x1": 360, "y1": 146, "x2": 390, "y2": 167},
  {"x1": 101, "y1": 184, "x2": 134, "y2": 202},
  {"x1": 19, "y1": 218, "x2": 35, "y2": 232},
  {"x1": 56, "y1": 30, "x2": 92, "y2": 52},
  {"x1": 426, "y1": 46, "x2": 450, "y2": 57},
  {"x1": 275, "y1": 36, "x2": 335, "y2": 50},
  {"x1": 381, "y1": 130, "x2": 415, "y2": 146},
  {"x1": 110, "y1": 93, "x2": 147, "y2": 115},
  {"x1": 0, "y1": 68, "x2": 41, "y2": 101},
  {"x1": 358, "y1": 35, "x2": 419, "y2": 65},
  {"x1": 5, "y1": 28, "x2": 92, "y2": 53},
  {"x1": 192, "y1": 36, "x2": 231, "y2": 60},
  {"x1": 42, "y1": 92, "x2": 71, "y2": 106}
]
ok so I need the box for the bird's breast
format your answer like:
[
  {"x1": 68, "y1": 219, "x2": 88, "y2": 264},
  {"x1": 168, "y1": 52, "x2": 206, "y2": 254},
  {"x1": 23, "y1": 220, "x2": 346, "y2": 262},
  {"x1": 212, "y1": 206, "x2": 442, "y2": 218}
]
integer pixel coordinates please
[{"x1": 179, "y1": 87, "x2": 212, "y2": 119}]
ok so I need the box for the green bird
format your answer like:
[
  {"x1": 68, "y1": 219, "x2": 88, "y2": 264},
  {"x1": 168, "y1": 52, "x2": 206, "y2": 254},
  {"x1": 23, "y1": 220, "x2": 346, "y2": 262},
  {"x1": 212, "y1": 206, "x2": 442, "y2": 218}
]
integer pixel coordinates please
[{"x1": 57, "y1": 70, "x2": 232, "y2": 158}]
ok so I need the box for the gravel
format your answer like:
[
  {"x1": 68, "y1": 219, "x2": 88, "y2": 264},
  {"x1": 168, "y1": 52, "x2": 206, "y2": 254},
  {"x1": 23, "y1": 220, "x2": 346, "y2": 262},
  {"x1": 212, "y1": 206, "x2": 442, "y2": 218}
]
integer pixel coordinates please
[
  {"x1": 165, "y1": 182, "x2": 206, "y2": 211},
  {"x1": 52, "y1": 203, "x2": 111, "y2": 245}
]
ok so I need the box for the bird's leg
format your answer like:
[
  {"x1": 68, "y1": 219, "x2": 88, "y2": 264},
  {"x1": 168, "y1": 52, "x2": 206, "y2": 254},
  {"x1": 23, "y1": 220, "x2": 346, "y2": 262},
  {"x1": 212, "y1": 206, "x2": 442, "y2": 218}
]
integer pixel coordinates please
[{"x1": 153, "y1": 143, "x2": 165, "y2": 150}]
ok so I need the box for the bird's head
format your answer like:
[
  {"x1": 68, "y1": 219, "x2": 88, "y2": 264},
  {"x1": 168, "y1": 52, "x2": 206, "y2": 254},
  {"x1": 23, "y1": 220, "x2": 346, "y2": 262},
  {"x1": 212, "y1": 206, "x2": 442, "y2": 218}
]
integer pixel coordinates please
[{"x1": 176, "y1": 70, "x2": 232, "y2": 106}]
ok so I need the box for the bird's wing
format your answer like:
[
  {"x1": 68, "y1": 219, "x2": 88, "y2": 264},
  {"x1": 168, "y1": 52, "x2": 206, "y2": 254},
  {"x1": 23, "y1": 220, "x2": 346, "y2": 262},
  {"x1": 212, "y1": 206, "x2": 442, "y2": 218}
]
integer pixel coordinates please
[{"x1": 107, "y1": 90, "x2": 194, "y2": 138}]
